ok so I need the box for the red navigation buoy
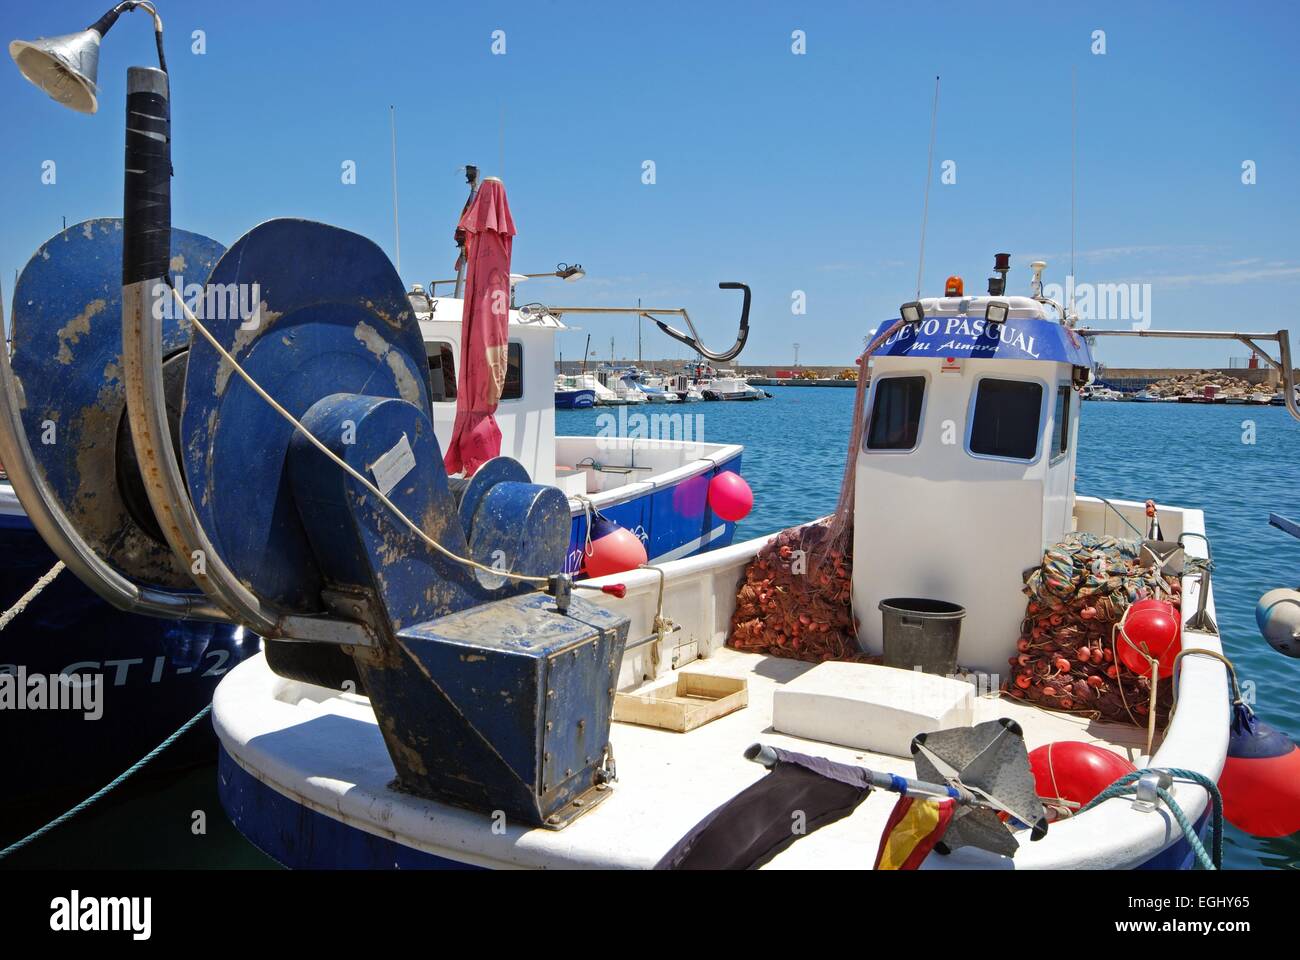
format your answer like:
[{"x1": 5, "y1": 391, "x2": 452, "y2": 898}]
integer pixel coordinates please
[
  {"x1": 1029, "y1": 741, "x2": 1136, "y2": 819},
  {"x1": 1117, "y1": 598, "x2": 1181, "y2": 678},
  {"x1": 1219, "y1": 703, "x2": 1300, "y2": 837},
  {"x1": 708, "y1": 471, "x2": 753, "y2": 523},
  {"x1": 582, "y1": 515, "x2": 648, "y2": 579}
]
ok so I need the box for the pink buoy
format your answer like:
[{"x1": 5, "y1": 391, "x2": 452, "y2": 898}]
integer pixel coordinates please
[
  {"x1": 708, "y1": 471, "x2": 753, "y2": 522},
  {"x1": 583, "y1": 515, "x2": 648, "y2": 579}
]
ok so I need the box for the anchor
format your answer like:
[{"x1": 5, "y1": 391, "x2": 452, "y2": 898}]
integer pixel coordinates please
[{"x1": 0, "y1": 5, "x2": 630, "y2": 828}]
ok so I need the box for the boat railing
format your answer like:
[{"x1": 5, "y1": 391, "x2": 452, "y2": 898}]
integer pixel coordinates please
[{"x1": 1076, "y1": 327, "x2": 1300, "y2": 423}]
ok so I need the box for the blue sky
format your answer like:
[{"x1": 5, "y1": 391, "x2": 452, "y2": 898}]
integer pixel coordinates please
[{"x1": 3, "y1": 0, "x2": 1298, "y2": 367}]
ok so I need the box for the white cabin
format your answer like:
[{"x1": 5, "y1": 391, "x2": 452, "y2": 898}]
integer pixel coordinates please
[{"x1": 852, "y1": 296, "x2": 1089, "y2": 676}]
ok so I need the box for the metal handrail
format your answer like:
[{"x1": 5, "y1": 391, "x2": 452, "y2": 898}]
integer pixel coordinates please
[
  {"x1": 525, "y1": 282, "x2": 752, "y2": 364},
  {"x1": 1076, "y1": 327, "x2": 1300, "y2": 423}
]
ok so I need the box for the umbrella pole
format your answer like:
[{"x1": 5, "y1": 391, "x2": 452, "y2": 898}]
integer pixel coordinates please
[{"x1": 452, "y1": 165, "x2": 480, "y2": 299}]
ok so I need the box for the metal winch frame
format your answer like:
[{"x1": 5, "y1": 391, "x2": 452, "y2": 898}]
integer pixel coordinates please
[{"x1": 0, "y1": 36, "x2": 629, "y2": 827}]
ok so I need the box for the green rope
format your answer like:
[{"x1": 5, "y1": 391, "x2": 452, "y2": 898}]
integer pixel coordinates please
[
  {"x1": 0, "y1": 703, "x2": 212, "y2": 861},
  {"x1": 1078, "y1": 767, "x2": 1224, "y2": 869}
]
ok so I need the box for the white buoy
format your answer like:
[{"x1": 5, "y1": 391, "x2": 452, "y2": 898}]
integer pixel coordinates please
[{"x1": 1257, "y1": 587, "x2": 1300, "y2": 658}]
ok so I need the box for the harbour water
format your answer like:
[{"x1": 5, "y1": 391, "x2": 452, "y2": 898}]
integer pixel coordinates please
[{"x1": 3, "y1": 388, "x2": 1297, "y2": 870}]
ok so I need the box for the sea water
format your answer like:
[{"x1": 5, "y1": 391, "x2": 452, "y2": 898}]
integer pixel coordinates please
[{"x1": 3, "y1": 388, "x2": 1296, "y2": 869}]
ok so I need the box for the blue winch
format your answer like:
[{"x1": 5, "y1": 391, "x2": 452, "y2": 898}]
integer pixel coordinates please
[{"x1": 0, "y1": 59, "x2": 629, "y2": 828}]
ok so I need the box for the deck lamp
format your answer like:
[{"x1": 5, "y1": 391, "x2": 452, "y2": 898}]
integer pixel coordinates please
[
  {"x1": 9, "y1": 2, "x2": 166, "y2": 114},
  {"x1": 523, "y1": 263, "x2": 585, "y2": 282},
  {"x1": 900, "y1": 301, "x2": 924, "y2": 326},
  {"x1": 985, "y1": 300, "x2": 1010, "y2": 326}
]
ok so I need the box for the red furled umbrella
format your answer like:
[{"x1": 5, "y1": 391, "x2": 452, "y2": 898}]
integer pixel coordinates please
[{"x1": 443, "y1": 177, "x2": 516, "y2": 476}]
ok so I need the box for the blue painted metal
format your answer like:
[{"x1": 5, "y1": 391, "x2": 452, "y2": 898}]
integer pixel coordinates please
[
  {"x1": 456, "y1": 456, "x2": 530, "y2": 538},
  {"x1": 1269, "y1": 513, "x2": 1300, "y2": 542},
  {"x1": 173, "y1": 218, "x2": 628, "y2": 826},
  {"x1": 181, "y1": 219, "x2": 431, "y2": 613},
  {"x1": 286, "y1": 392, "x2": 624, "y2": 824},
  {"x1": 382, "y1": 592, "x2": 626, "y2": 825},
  {"x1": 10, "y1": 218, "x2": 225, "y2": 588},
  {"x1": 869, "y1": 316, "x2": 1093, "y2": 367}
]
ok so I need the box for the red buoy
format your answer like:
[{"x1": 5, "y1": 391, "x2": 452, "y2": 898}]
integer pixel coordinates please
[
  {"x1": 1117, "y1": 598, "x2": 1181, "y2": 679},
  {"x1": 582, "y1": 515, "x2": 648, "y2": 579},
  {"x1": 1219, "y1": 703, "x2": 1300, "y2": 837},
  {"x1": 1029, "y1": 741, "x2": 1136, "y2": 819},
  {"x1": 708, "y1": 471, "x2": 753, "y2": 523}
]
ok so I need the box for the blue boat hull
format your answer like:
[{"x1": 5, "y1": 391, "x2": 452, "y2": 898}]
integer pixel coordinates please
[
  {"x1": 564, "y1": 451, "x2": 742, "y2": 575},
  {"x1": 0, "y1": 512, "x2": 259, "y2": 817},
  {"x1": 555, "y1": 389, "x2": 596, "y2": 409}
]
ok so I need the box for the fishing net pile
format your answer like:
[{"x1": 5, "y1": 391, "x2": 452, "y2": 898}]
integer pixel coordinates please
[
  {"x1": 728, "y1": 520, "x2": 870, "y2": 663},
  {"x1": 1005, "y1": 533, "x2": 1178, "y2": 725}
]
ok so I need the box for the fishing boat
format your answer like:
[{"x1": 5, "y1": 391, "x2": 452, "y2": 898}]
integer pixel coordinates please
[
  {"x1": 7, "y1": 7, "x2": 1300, "y2": 873},
  {"x1": 408, "y1": 290, "x2": 747, "y2": 574},
  {"x1": 203, "y1": 258, "x2": 1300, "y2": 869}
]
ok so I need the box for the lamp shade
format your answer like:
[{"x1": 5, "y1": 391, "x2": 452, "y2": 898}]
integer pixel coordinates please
[{"x1": 9, "y1": 29, "x2": 103, "y2": 114}]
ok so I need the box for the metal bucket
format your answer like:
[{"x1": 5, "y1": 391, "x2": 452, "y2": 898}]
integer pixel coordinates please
[{"x1": 878, "y1": 598, "x2": 965, "y2": 675}]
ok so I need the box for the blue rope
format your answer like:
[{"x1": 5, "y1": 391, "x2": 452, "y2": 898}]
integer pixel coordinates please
[
  {"x1": 1078, "y1": 767, "x2": 1224, "y2": 869},
  {"x1": 0, "y1": 703, "x2": 212, "y2": 861}
]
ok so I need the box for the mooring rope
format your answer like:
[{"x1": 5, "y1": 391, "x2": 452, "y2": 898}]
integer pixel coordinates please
[
  {"x1": 0, "y1": 703, "x2": 212, "y2": 861},
  {"x1": 170, "y1": 286, "x2": 553, "y2": 586},
  {"x1": 1078, "y1": 767, "x2": 1224, "y2": 870},
  {"x1": 0, "y1": 560, "x2": 64, "y2": 632}
]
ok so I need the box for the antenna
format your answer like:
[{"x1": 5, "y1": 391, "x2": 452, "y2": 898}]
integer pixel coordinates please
[
  {"x1": 499, "y1": 103, "x2": 505, "y2": 180},
  {"x1": 916, "y1": 76, "x2": 940, "y2": 301},
  {"x1": 389, "y1": 105, "x2": 401, "y2": 277},
  {"x1": 1069, "y1": 66, "x2": 1078, "y2": 313}
]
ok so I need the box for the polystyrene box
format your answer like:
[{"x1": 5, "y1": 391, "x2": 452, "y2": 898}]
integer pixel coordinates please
[{"x1": 772, "y1": 661, "x2": 975, "y2": 757}]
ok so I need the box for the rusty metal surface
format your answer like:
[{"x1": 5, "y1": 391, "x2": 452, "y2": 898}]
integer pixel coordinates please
[{"x1": 10, "y1": 218, "x2": 225, "y2": 588}]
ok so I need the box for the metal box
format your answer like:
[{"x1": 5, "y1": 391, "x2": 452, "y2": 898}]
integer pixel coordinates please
[{"x1": 368, "y1": 591, "x2": 629, "y2": 828}]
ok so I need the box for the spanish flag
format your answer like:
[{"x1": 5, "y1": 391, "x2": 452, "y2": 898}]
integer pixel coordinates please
[{"x1": 873, "y1": 796, "x2": 956, "y2": 870}]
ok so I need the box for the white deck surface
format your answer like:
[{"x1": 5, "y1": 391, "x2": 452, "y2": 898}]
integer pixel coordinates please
[{"x1": 215, "y1": 645, "x2": 1154, "y2": 870}]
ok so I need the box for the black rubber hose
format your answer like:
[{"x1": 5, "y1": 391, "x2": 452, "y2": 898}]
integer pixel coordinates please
[{"x1": 122, "y1": 67, "x2": 171, "y2": 286}]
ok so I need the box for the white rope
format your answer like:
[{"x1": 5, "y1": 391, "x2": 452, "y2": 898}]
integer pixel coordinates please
[
  {"x1": 0, "y1": 560, "x2": 64, "y2": 632},
  {"x1": 573, "y1": 494, "x2": 597, "y2": 557},
  {"x1": 169, "y1": 286, "x2": 551, "y2": 586}
]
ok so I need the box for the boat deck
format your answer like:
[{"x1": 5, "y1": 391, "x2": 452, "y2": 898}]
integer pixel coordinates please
[{"x1": 215, "y1": 645, "x2": 1153, "y2": 870}]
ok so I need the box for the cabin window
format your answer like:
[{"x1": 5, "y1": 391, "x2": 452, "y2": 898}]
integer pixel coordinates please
[
  {"x1": 866, "y1": 376, "x2": 925, "y2": 451},
  {"x1": 969, "y1": 378, "x2": 1043, "y2": 461},
  {"x1": 502, "y1": 342, "x2": 523, "y2": 401},
  {"x1": 427, "y1": 342, "x2": 457, "y2": 402},
  {"x1": 1052, "y1": 384, "x2": 1072, "y2": 461}
]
